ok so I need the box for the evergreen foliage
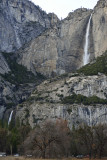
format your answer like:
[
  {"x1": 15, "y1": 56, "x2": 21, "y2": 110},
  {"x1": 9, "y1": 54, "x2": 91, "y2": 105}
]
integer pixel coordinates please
[
  {"x1": 1, "y1": 52, "x2": 45, "y2": 85},
  {"x1": 0, "y1": 118, "x2": 31, "y2": 155},
  {"x1": 62, "y1": 94, "x2": 107, "y2": 105},
  {"x1": 78, "y1": 51, "x2": 107, "y2": 75},
  {"x1": 0, "y1": 118, "x2": 107, "y2": 158}
]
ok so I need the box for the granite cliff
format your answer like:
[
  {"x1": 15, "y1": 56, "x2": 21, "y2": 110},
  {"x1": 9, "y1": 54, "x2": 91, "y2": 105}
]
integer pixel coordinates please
[
  {"x1": 17, "y1": 8, "x2": 92, "y2": 76},
  {"x1": 17, "y1": 0, "x2": 107, "y2": 77},
  {"x1": 0, "y1": 0, "x2": 107, "y2": 77},
  {"x1": 0, "y1": 0, "x2": 107, "y2": 127},
  {"x1": 0, "y1": 0, "x2": 58, "y2": 53},
  {"x1": 15, "y1": 52, "x2": 107, "y2": 128},
  {"x1": 16, "y1": 52, "x2": 107, "y2": 128},
  {"x1": 92, "y1": 0, "x2": 107, "y2": 57},
  {"x1": 16, "y1": 72, "x2": 107, "y2": 128},
  {"x1": 0, "y1": 0, "x2": 107, "y2": 76},
  {"x1": 0, "y1": 0, "x2": 58, "y2": 118}
]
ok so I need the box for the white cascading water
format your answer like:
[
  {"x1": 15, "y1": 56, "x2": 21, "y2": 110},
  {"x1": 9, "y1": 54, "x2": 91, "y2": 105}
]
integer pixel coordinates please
[
  {"x1": 83, "y1": 14, "x2": 92, "y2": 65},
  {"x1": 8, "y1": 110, "x2": 13, "y2": 125}
]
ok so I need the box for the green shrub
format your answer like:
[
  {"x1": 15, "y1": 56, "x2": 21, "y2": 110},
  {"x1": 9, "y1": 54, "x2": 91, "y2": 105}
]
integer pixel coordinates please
[
  {"x1": 62, "y1": 94, "x2": 107, "y2": 105},
  {"x1": 67, "y1": 108, "x2": 72, "y2": 114},
  {"x1": 1, "y1": 52, "x2": 45, "y2": 85},
  {"x1": 6, "y1": 103, "x2": 15, "y2": 109},
  {"x1": 56, "y1": 93, "x2": 64, "y2": 98},
  {"x1": 77, "y1": 51, "x2": 107, "y2": 76}
]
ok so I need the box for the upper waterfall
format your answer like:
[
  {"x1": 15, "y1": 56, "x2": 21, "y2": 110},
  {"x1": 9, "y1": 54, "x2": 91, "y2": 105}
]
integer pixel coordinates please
[{"x1": 83, "y1": 14, "x2": 92, "y2": 65}]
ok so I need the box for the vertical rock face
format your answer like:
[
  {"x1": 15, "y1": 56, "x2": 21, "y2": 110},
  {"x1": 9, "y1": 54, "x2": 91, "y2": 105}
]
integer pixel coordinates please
[
  {"x1": 92, "y1": 0, "x2": 107, "y2": 57},
  {"x1": 0, "y1": 0, "x2": 58, "y2": 52},
  {"x1": 0, "y1": 0, "x2": 60, "y2": 119},
  {"x1": 0, "y1": 74, "x2": 38, "y2": 119},
  {"x1": 18, "y1": 9, "x2": 92, "y2": 76},
  {"x1": 16, "y1": 101, "x2": 107, "y2": 129},
  {"x1": 15, "y1": 73, "x2": 107, "y2": 128},
  {"x1": 17, "y1": 0, "x2": 107, "y2": 77},
  {"x1": 0, "y1": 0, "x2": 107, "y2": 126},
  {"x1": 0, "y1": 53, "x2": 10, "y2": 74},
  {"x1": 16, "y1": 0, "x2": 107, "y2": 77},
  {"x1": 0, "y1": 0, "x2": 107, "y2": 76}
]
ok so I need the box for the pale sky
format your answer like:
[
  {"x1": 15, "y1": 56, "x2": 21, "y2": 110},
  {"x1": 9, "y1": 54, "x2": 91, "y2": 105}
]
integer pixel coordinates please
[{"x1": 31, "y1": 0, "x2": 99, "y2": 19}]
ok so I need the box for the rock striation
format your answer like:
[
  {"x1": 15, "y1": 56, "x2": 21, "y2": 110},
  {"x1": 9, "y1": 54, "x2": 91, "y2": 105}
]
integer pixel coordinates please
[
  {"x1": 18, "y1": 9, "x2": 92, "y2": 76},
  {"x1": 0, "y1": 0, "x2": 107, "y2": 77},
  {"x1": 0, "y1": 74, "x2": 37, "y2": 119},
  {"x1": 17, "y1": 0, "x2": 107, "y2": 77},
  {"x1": 31, "y1": 73, "x2": 107, "y2": 100},
  {"x1": 0, "y1": 0, "x2": 107, "y2": 127},
  {"x1": 0, "y1": 0, "x2": 59, "y2": 118},
  {"x1": 16, "y1": 73, "x2": 107, "y2": 128},
  {"x1": 0, "y1": 0, "x2": 59, "y2": 52},
  {"x1": 92, "y1": 0, "x2": 107, "y2": 57},
  {"x1": 0, "y1": 53, "x2": 10, "y2": 74},
  {"x1": 16, "y1": 103, "x2": 107, "y2": 129}
]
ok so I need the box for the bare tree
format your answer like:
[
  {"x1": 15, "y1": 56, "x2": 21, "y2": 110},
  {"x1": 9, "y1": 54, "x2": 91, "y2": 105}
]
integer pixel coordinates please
[
  {"x1": 0, "y1": 128, "x2": 7, "y2": 152},
  {"x1": 77, "y1": 125, "x2": 94, "y2": 158},
  {"x1": 22, "y1": 119, "x2": 71, "y2": 158},
  {"x1": 94, "y1": 124, "x2": 107, "y2": 159}
]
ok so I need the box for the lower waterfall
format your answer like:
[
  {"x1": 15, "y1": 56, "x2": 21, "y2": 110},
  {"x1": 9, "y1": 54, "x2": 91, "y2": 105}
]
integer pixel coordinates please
[{"x1": 8, "y1": 110, "x2": 13, "y2": 125}]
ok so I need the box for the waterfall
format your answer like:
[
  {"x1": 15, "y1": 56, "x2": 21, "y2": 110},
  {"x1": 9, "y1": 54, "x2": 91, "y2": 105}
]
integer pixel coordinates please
[
  {"x1": 83, "y1": 14, "x2": 92, "y2": 65},
  {"x1": 8, "y1": 110, "x2": 13, "y2": 125}
]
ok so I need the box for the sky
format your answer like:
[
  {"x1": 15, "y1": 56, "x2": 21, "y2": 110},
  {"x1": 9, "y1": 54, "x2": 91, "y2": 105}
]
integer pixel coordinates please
[{"x1": 31, "y1": 0, "x2": 99, "y2": 19}]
